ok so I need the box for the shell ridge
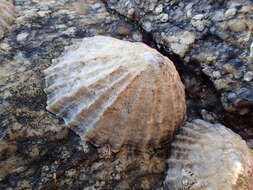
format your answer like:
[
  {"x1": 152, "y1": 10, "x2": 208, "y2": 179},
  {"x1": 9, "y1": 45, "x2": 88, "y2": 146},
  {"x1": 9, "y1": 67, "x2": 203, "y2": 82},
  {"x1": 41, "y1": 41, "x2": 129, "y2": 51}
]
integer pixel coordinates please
[
  {"x1": 179, "y1": 125, "x2": 203, "y2": 138},
  {"x1": 56, "y1": 68, "x2": 128, "y2": 119},
  {"x1": 70, "y1": 69, "x2": 142, "y2": 136},
  {"x1": 64, "y1": 70, "x2": 132, "y2": 125},
  {"x1": 46, "y1": 58, "x2": 121, "y2": 92},
  {"x1": 81, "y1": 64, "x2": 125, "y2": 87},
  {"x1": 45, "y1": 75, "x2": 76, "y2": 95},
  {"x1": 0, "y1": 17, "x2": 8, "y2": 28},
  {"x1": 110, "y1": 71, "x2": 147, "y2": 151},
  {"x1": 45, "y1": 61, "x2": 84, "y2": 82},
  {"x1": 170, "y1": 143, "x2": 193, "y2": 152},
  {"x1": 45, "y1": 64, "x2": 126, "y2": 102},
  {"x1": 46, "y1": 67, "x2": 130, "y2": 117},
  {"x1": 0, "y1": 8, "x2": 12, "y2": 21},
  {"x1": 141, "y1": 67, "x2": 159, "y2": 149},
  {"x1": 169, "y1": 75, "x2": 182, "y2": 128},
  {"x1": 153, "y1": 64, "x2": 171, "y2": 129},
  {"x1": 174, "y1": 134, "x2": 198, "y2": 144},
  {"x1": 55, "y1": 67, "x2": 127, "y2": 121},
  {"x1": 164, "y1": 119, "x2": 253, "y2": 190}
]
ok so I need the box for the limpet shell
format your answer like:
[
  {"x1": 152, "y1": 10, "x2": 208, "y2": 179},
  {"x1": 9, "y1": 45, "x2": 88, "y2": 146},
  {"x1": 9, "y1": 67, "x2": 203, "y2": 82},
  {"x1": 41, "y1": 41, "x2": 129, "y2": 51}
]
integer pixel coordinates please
[
  {"x1": 44, "y1": 36, "x2": 186, "y2": 153},
  {"x1": 0, "y1": 0, "x2": 16, "y2": 38},
  {"x1": 164, "y1": 119, "x2": 253, "y2": 190}
]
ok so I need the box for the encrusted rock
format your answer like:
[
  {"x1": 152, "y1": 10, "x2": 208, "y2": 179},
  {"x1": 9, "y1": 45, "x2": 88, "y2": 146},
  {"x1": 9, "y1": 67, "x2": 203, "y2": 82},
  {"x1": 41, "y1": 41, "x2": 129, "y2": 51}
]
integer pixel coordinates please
[{"x1": 105, "y1": 0, "x2": 253, "y2": 114}]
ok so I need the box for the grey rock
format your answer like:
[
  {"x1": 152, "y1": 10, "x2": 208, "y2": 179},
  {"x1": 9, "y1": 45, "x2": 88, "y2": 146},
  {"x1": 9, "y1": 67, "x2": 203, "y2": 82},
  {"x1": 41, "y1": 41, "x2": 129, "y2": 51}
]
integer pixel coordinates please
[{"x1": 106, "y1": 0, "x2": 253, "y2": 114}]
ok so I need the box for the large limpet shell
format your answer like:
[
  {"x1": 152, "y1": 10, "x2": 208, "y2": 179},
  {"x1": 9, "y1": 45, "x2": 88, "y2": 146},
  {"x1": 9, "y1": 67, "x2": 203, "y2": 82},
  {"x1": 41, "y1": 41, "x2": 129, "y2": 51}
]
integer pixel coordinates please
[
  {"x1": 164, "y1": 119, "x2": 253, "y2": 190},
  {"x1": 44, "y1": 36, "x2": 186, "y2": 153},
  {"x1": 0, "y1": 0, "x2": 16, "y2": 38}
]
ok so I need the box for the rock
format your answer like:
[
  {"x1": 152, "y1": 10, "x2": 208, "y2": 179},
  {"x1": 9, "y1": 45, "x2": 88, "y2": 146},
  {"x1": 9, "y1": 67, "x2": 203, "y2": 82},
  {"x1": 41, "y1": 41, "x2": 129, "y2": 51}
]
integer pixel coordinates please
[
  {"x1": 162, "y1": 31, "x2": 195, "y2": 57},
  {"x1": 228, "y1": 19, "x2": 247, "y2": 32},
  {"x1": 224, "y1": 8, "x2": 237, "y2": 19},
  {"x1": 155, "y1": 4, "x2": 163, "y2": 15},
  {"x1": 157, "y1": 13, "x2": 168, "y2": 22},
  {"x1": 244, "y1": 71, "x2": 253, "y2": 82},
  {"x1": 1, "y1": 0, "x2": 253, "y2": 189},
  {"x1": 16, "y1": 32, "x2": 29, "y2": 41},
  {"x1": 105, "y1": 0, "x2": 253, "y2": 114},
  {"x1": 0, "y1": 0, "x2": 166, "y2": 189}
]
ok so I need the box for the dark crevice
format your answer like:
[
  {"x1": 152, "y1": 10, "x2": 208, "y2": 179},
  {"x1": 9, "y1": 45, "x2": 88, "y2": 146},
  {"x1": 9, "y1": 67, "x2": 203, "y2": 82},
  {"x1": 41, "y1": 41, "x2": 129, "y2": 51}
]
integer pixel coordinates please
[{"x1": 101, "y1": 0, "x2": 157, "y2": 47}]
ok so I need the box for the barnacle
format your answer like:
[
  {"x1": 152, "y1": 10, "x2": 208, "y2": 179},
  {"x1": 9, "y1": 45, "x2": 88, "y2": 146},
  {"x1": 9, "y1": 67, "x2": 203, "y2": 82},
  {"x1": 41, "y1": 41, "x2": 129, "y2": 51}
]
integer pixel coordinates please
[
  {"x1": 44, "y1": 36, "x2": 186, "y2": 153},
  {"x1": 164, "y1": 119, "x2": 253, "y2": 190}
]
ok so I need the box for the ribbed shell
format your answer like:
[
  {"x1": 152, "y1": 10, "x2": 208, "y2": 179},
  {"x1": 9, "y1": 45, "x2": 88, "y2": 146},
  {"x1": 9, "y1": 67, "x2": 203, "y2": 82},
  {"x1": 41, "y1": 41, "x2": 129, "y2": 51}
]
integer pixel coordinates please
[
  {"x1": 44, "y1": 36, "x2": 186, "y2": 152},
  {"x1": 164, "y1": 119, "x2": 253, "y2": 190},
  {"x1": 0, "y1": 0, "x2": 15, "y2": 38}
]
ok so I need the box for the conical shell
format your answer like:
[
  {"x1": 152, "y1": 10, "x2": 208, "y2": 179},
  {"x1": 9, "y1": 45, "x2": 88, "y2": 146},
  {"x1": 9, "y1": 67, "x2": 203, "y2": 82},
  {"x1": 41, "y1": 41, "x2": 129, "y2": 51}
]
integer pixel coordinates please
[
  {"x1": 0, "y1": 0, "x2": 15, "y2": 38},
  {"x1": 164, "y1": 119, "x2": 253, "y2": 190},
  {"x1": 44, "y1": 36, "x2": 186, "y2": 153}
]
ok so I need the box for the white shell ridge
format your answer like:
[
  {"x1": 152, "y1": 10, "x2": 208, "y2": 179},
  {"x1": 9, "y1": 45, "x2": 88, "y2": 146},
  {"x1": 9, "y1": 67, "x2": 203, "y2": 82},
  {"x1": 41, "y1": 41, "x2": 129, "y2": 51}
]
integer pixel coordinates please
[
  {"x1": 44, "y1": 36, "x2": 186, "y2": 152},
  {"x1": 164, "y1": 119, "x2": 253, "y2": 190}
]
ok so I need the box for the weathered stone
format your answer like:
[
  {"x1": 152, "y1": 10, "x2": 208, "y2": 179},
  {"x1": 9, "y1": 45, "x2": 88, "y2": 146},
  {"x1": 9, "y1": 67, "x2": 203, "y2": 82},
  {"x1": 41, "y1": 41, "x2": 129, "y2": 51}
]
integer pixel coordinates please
[
  {"x1": 1, "y1": 0, "x2": 253, "y2": 189},
  {"x1": 0, "y1": 0, "x2": 167, "y2": 189},
  {"x1": 105, "y1": 0, "x2": 253, "y2": 114}
]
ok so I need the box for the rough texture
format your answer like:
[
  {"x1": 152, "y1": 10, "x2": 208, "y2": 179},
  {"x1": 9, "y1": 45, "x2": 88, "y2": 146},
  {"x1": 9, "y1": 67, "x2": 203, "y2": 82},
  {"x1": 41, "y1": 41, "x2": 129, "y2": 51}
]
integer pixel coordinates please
[
  {"x1": 44, "y1": 35, "x2": 186, "y2": 153},
  {"x1": 0, "y1": 0, "x2": 16, "y2": 39},
  {"x1": 0, "y1": 0, "x2": 253, "y2": 189},
  {"x1": 0, "y1": 0, "x2": 167, "y2": 189},
  {"x1": 164, "y1": 119, "x2": 253, "y2": 190},
  {"x1": 105, "y1": 0, "x2": 253, "y2": 115}
]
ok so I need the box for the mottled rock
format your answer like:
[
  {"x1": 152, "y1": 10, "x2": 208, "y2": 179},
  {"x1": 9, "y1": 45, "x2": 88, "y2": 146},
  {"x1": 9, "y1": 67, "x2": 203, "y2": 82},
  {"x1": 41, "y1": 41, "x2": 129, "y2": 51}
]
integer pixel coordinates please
[
  {"x1": 162, "y1": 31, "x2": 195, "y2": 57},
  {"x1": 0, "y1": 0, "x2": 169, "y2": 190},
  {"x1": 1, "y1": 0, "x2": 253, "y2": 189},
  {"x1": 106, "y1": 0, "x2": 253, "y2": 114}
]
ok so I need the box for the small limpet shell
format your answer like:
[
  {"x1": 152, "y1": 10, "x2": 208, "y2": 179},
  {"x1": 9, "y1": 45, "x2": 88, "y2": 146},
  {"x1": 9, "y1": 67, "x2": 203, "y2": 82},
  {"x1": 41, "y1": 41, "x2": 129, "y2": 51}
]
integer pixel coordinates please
[
  {"x1": 44, "y1": 36, "x2": 186, "y2": 153},
  {"x1": 164, "y1": 119, "x2": 253, "y2": 190},
  {"x1": 0, "y1": 0, "x2": 16, "y2": 38}
]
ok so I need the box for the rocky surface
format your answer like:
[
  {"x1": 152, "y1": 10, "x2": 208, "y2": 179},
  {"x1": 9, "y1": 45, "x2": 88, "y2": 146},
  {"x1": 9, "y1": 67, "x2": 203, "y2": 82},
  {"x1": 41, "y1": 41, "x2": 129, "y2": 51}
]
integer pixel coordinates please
[
  {"x1": 0, "y1": 0, "x2": 165, "y2": 189},
  {"x1": 0, "y1": 0, "x2": 253, "y2": 190},
  {"x1": 105, "y1": 0, "x2": 253, "y2": 115}
]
